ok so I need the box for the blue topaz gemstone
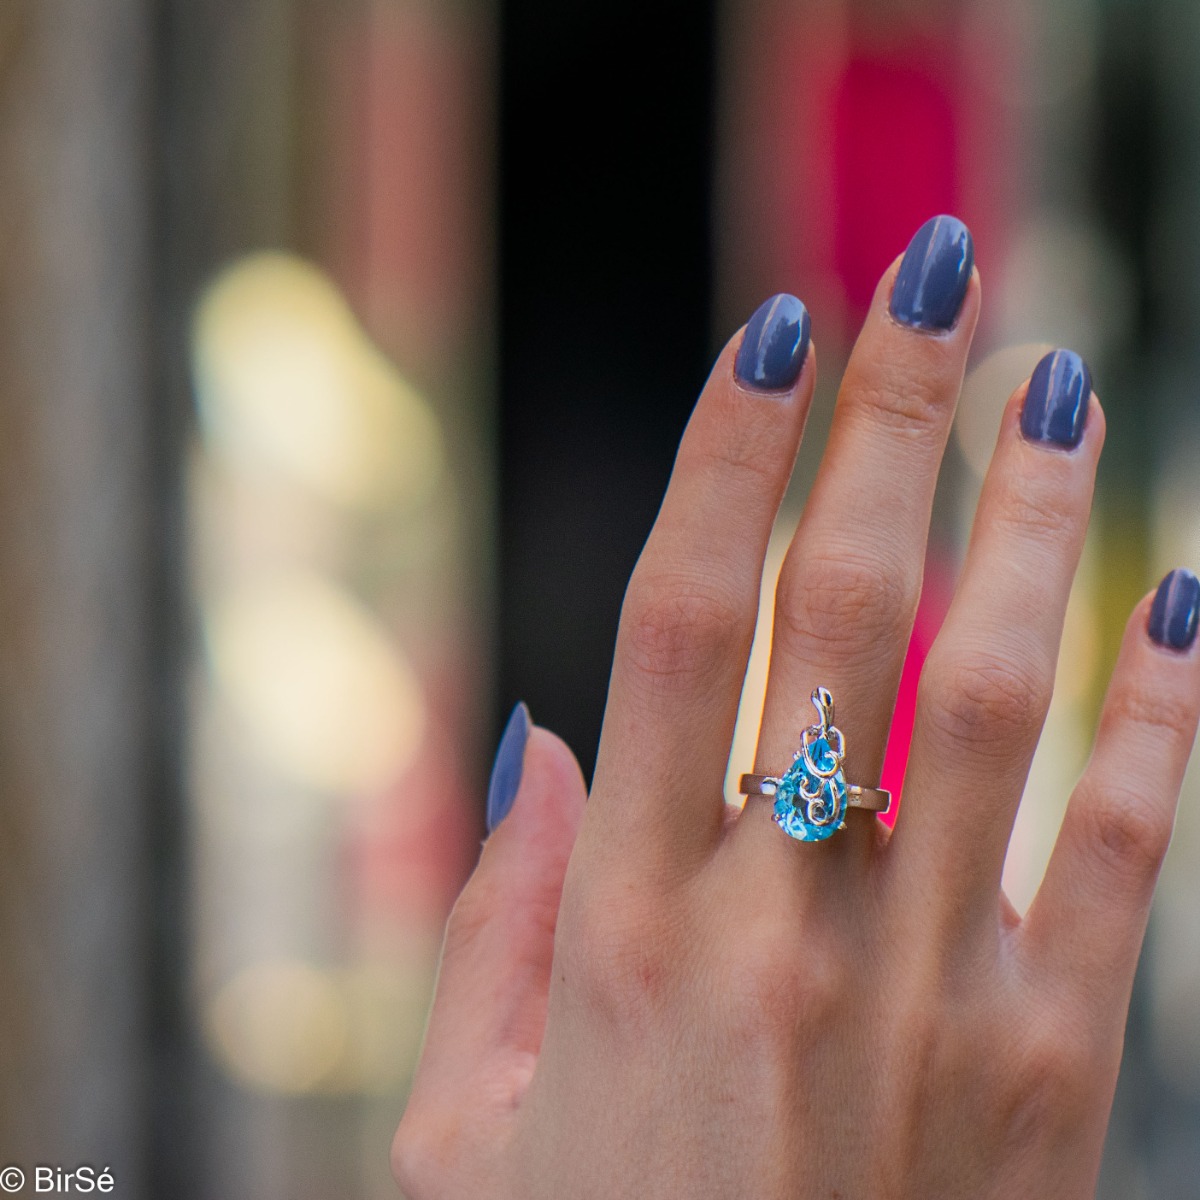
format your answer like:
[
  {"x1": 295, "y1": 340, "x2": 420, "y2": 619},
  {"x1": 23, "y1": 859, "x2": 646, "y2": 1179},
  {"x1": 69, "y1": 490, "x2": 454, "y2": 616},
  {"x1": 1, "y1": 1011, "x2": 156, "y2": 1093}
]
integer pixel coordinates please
[{"x1": 772, "y1": 735, "x2": 848, "y2": 843}]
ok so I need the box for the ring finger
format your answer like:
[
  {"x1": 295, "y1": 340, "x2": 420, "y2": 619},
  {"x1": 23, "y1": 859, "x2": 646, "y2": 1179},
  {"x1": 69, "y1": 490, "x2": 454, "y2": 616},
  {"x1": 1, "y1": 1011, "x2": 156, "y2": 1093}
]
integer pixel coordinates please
[{"x1": 888, "y1": 350, "x2": 1102, "y2": 928}]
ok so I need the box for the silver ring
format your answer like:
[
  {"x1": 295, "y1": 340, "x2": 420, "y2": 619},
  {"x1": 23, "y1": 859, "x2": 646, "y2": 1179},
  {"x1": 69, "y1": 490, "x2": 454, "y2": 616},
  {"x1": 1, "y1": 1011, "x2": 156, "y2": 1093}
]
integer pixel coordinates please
[
  {"x1": 738, "y1": 776, "x2": 891, "y2": 812},
  {"x1": 738, "y1": 686, "x2": 892, "y2": 842}
]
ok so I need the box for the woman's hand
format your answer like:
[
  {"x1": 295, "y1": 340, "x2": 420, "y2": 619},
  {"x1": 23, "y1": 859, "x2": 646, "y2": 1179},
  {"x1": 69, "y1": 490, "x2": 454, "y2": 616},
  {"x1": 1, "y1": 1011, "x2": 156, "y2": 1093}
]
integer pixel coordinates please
[{"x1": 391, "y1": 216, "x2": 1200, "y2": 1199}]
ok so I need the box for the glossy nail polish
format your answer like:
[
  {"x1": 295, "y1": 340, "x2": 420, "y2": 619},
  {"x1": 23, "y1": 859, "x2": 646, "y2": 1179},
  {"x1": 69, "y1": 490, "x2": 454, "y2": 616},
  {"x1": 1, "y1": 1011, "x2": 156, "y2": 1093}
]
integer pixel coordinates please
[
  {"x1": 889, "y1": 215, "x2": 974, "y2": 331},
  {"x1": 1020, "y1": 349, "x2": 1092, "y2": 449},
  {"x1": 734, "y1": 293, "x2": 811, "y2": 390},
  {"x1": 1149, "y1": 568, "x2": 1200, "y2": 651},
  {"x1": 486, "y1": 702, "x2": 531, "y2": 831}
]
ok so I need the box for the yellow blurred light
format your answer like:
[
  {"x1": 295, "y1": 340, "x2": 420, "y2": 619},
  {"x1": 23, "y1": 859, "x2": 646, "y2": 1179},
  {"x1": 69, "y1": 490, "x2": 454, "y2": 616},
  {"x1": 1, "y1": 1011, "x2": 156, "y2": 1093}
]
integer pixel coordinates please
[
  {"x1": 205, "y1": 572, "x2": 425, "y2": 794},
  {"x1": 955, "y1": 343, "x2": 1054, "y2": 479},
  {"x1": 207, "y1": 960, "x2": 438, "y2": 1096},
  {"x1": 724, "y1": 512, "x2": 798, "y2": 806},
  {"x1": 1055, "y1": 549, "x2": 1099, "y2": 704},
  {"x1": 193, "y1": 252, "x2": 443, "y2": 511},
  {"x1": 207, "y1": 960, "x2": 348, "y2": 1095},
  {"x1": 1001, "y1": 543, "x2": 1097, "y2": 915},
  {"x1": 337, "y1": 964, "x2": 435, "y2": 1094}
]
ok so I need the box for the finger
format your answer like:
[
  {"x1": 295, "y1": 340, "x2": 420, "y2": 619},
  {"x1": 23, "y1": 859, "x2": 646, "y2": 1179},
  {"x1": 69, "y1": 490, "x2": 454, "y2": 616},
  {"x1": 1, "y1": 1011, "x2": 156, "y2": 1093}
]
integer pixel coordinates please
[
  {"x1": 740, "y1": 216, "x2": 977, "y2": 868},
  {"x1": 593, "y1": 295, "x2": 816, "y2": 866},
  {"x1": 888, "y1": 351, "x2": 1102, "y2": 919},
  {"x1": 403, "y1": 717, "x2": 587, "y2": 1127},
  {"x1": 1024, "y1": 571, "x2": 1200, "y2": 1014}
]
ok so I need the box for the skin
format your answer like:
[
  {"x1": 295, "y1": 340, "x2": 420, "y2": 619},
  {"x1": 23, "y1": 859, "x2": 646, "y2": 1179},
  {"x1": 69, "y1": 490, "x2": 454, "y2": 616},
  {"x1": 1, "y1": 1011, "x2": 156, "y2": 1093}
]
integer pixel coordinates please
[{"x1": 390, "y1": 249, "x2": 1200, "y2": 1198}]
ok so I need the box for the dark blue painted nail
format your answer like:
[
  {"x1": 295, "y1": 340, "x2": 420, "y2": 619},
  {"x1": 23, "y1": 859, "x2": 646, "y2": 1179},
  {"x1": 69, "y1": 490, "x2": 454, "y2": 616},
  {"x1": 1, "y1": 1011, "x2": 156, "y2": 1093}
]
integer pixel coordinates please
[
  {"x1": 486, "y1": 702, "x2": 530, "y2": 831},
  {"x1": 889, "y1": 215, "x2": 974, "y2": 331},
  {"x1": 1020, "y1": 349, "x2": 1092, "y2": 449},
  {"x1": 1149, "y1": 568, "x2": 1200, "y2": 651},
  {"x1": 734, "y1": 293, "x2": 811, "y2": 390}
]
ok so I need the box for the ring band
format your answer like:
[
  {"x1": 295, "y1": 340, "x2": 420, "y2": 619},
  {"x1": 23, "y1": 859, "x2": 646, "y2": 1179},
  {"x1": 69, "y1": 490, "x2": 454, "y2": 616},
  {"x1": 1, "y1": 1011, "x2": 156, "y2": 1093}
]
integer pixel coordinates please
[
  {"x1": 738, "y1": 775, "x2": 891, "y2": 813},
  {"x1": 738, "y1": 686, "x2": 891, "y2": 842}
]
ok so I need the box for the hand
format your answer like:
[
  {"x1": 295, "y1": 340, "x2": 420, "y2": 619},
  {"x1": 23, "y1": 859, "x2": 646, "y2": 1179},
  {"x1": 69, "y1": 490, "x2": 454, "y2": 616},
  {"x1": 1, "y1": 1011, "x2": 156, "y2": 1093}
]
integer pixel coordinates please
[{"x1": 390, "y1": 216, "x2": 1200, "y2": 1198}]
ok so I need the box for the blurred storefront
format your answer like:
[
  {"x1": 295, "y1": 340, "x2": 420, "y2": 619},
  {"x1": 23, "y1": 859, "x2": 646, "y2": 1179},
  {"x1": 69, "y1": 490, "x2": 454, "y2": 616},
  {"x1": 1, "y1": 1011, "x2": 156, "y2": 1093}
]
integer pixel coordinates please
[
  {"x1": 1, "y1": 1, "x2": 495, "y2": 1197},
  {"x1": 181, "y1": 4, "x2": 493, "y2": 1197}
]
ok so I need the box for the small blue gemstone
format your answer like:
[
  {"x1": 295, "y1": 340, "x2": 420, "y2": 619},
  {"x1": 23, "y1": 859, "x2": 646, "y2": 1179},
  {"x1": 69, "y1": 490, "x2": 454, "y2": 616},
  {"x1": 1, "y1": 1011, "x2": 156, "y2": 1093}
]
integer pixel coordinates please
[{"x1": 772, "y1": 735, "x2": 847, "y2": 843}]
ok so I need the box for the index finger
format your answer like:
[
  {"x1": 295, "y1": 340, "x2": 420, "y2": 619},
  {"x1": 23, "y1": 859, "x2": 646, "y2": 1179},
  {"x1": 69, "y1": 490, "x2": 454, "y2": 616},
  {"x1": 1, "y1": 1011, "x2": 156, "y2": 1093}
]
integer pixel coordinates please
[{"x1": 589, "y1": 296, "x2": 816, "y2": 872}]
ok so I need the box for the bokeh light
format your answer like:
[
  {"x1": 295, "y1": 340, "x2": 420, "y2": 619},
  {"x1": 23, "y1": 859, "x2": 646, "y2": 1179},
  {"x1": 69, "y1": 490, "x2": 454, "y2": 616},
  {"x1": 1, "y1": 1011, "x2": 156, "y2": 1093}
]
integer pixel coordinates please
[
  {"x1": 193, "y1": 252, "x2": 443, "y2": 513},
  {"x1": 204, "y1": 570, "x2": 426, "y2": 795},
  {"x1": 208, "y1": 959, "x2": 349, "y2": 1095}
]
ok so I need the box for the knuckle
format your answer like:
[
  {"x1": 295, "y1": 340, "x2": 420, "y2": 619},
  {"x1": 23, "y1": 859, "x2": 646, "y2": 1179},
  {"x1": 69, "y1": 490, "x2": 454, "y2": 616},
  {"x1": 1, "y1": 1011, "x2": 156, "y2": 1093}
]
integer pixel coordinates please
[
  {"x1": 894, "y1": 1007, "x2": 946, "y2": 1099},
  {"x1": 559, "y1": 881, "x2": 682, "y2": 1025},
  {"x1": 1082, "y1": 786, "x2": 1174, "y2": 879},
  {"x1": 1102, "y1": 680, "x2": 1198, "y2": 747},
  {"x1": 869, "y1": 982, "x2": 949, "y2": 1116},
  {"x1": 1003, "y1": 492, "x2": 1080, "y2": 549},
  {"x1": 776, "y1": 548, "x2": 916, "y2": 659},
  {"x1": 991, "y1": 479, "x2": 1079, "y2": 547},
  {"x1": 849, "y1": 363, "x2": 953, "y2": 442},
  {"x1": 921, "y1": 648, "x2": 1050, "y2": 757},
  {"x1": 692, "y1": 413, "x2": 783, "y2": 492},
  {"x1": 723, "y1": 926, "x2": 846, "y2": 1041},
  {"x1": 1006, "y1": 1018, "x2": 1097, "y2": 1133},
  {"x1": 619, "y1": 573, "x2": 745, "y2": 686}
]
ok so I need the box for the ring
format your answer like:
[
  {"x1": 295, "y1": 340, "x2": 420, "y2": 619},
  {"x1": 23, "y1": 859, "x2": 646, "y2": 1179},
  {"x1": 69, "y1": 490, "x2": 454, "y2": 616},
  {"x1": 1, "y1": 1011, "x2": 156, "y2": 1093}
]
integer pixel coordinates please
[{"x1": 739, "y1": 687, "x2": 891, "y2": 842}]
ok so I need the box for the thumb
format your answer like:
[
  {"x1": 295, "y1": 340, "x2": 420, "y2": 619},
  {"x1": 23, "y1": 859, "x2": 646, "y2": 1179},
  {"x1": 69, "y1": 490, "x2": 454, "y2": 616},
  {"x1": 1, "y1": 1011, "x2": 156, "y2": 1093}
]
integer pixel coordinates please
[{"x1": 409, "y1": 704, "x2": 588, "y2": 1116}]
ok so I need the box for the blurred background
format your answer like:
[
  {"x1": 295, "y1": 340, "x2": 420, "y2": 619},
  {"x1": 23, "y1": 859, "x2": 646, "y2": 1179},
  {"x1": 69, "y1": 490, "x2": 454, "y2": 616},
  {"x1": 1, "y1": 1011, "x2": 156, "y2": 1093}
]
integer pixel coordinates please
[{"x1": 0, "y1": 0, "x2": 1197, "y2": 1196}]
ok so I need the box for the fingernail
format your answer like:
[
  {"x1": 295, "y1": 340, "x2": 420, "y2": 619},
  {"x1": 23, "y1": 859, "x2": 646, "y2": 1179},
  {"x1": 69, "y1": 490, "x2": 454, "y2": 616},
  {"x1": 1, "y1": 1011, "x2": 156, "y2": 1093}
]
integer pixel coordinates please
[
  {"x1": 889, "y1": 215, "x2": 974, "y2": 331},
  {"x1": 1020, "y1": 349, "x2": 1092, "y2": 449},
  {"x1": 1149, "y1": 568, "x2": 1200, "y2": 651},
  {"x1": 486, "y1": 702, "x2": 531, "y2": 831},
  {"x1": 734, "y1": 293, "x2": 811, "y2": 390}
]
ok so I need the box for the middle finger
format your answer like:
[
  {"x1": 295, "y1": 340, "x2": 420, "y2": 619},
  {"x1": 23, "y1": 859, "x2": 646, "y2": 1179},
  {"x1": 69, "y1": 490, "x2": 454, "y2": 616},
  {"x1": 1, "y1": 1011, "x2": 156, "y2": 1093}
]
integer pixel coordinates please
[{"x1": 735, "y1": 215, "x2": 978, "y2": 875}]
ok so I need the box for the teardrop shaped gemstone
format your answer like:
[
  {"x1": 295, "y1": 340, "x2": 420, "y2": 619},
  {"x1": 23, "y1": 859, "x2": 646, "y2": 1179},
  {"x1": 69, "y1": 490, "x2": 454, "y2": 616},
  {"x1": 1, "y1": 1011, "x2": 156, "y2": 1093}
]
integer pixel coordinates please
[{"x1": 772, "y1": 735, "x2": 848, "y2": 842}]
